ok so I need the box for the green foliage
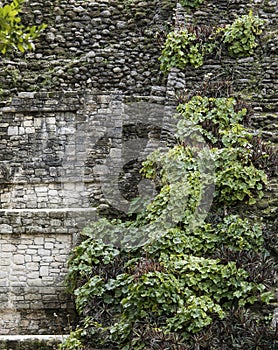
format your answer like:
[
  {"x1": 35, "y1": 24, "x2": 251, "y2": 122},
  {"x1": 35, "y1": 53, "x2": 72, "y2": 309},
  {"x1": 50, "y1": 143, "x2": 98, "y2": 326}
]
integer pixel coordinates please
[
  {"x1": 63, "y1": 211, "x2": 271, "y2": 349},
  {"x1": 214, "y1": 152, "x2": 266, "y2": 205},
  {"x1": 58, "y1": 328, "x2": 84, "y2": 350},
  {"x1": 61, "y1": 95, "x2": 274, "y2": 349},
  {"x1": 176, "y1": 96, "x2": 267, "y2": 205},
  {"x1": 159, "y1": 12, "x2": 264, "y2": 72},
  {"x1": 159, "y1": 29, "x2": 204, "y2": 73},
  {"x1": 0, "y1": 0, "x2": 46, "y2": 54},
  {"x1": 215, "y1": 215, "x2": 264, "y2": 252},
  {"x1": 222, "y1": 10, "x2": 265, "y2": 57}
]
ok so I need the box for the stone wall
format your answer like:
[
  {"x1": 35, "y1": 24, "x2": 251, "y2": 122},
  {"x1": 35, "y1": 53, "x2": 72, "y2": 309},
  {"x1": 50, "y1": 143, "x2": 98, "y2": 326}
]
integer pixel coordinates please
[
  {"x1": 0, "y1": 233, "x2": 73, "y2": 334},
  {"x1": 0, "y1": 0, "x2": 174, "y2": 97},
  {"x1": 0, "y1": 0, "x2": 277, "y2": 337},
  {"x1": 0, "y1": 90, "x2": 169, "y2": 334}
]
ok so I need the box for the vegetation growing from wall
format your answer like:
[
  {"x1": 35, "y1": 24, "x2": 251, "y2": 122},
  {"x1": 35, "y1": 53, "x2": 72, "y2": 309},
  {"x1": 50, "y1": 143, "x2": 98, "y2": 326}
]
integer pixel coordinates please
[
  {"x1": 0, "y1": 0, "x2": 46, "y2": 54},
  {"x1": 159, "y1": 11, "x2": 265, "y2": 73},
  {"x1": 60, "y1": 2, "x2": 277, "y2": 350},
  {"x1": 159, "y1": 28, "x2": 205, "y2": 71},
  {"x1": 60, "y1": 95, "x2": 276, "y2": 349},
  {"x1": 222, "y1": 10, "x2": 264, "y2": 58}
]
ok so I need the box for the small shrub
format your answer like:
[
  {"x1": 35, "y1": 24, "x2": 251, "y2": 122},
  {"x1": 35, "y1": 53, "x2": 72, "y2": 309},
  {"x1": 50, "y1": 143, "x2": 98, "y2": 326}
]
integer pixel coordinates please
[
  {"x1": 159, "y1": 29, "x2": 204, "y2": 73},
  {"x1": 222, "y1": 10, "x2": 265, "y2": 57}
]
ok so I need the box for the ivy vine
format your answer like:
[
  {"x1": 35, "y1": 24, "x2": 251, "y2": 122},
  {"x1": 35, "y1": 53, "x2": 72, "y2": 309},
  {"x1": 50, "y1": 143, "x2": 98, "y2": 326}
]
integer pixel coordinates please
[
  {"x1": 60, "y1": 96, "x2": 274, "y2": 350},
  {"x1": 59, "y1": 4, "x2": 275, "y2": 350},
  {"x1": 159, "y1": 11, "x2": 265, "y2": 73}
]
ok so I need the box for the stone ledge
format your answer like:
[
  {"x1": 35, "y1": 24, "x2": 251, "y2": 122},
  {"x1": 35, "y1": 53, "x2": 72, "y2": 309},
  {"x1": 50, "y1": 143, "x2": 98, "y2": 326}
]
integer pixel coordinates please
[
  {"x1": 0, "y1": 335, "x2": 67, "y2": 350},
  {"x1": 0, "y1": 208, "x2": 97, "y2": 234},
  {"x1": 0, "y1": 335, "x2": 67, "y2": 341}
]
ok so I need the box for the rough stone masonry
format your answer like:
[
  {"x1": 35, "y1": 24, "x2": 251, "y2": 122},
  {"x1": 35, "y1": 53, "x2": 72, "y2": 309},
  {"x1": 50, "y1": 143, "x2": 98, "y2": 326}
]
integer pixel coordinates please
[{"x1": 0, "y1": 0, "x2": 277, "y2": 335}]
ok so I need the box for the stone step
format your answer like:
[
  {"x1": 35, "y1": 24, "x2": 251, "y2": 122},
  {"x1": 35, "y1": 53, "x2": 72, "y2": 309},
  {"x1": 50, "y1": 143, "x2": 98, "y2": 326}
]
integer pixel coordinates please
[{"x1": 0, "y1": 335, "x2": 67, "y2": 350}]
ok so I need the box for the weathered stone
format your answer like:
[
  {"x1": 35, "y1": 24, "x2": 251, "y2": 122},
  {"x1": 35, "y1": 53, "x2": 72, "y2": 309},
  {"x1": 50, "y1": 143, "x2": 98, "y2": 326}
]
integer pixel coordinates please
[{"x1": 0, "y1": 0, "x2": 276, "y2": 340}]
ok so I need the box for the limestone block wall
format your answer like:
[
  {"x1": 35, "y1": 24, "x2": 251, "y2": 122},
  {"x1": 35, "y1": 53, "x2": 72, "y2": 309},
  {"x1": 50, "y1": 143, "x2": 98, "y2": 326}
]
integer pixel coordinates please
[
  {"x1": 0, "y1": 91, "x2": 167, "y2": 334},
  {"x1": 0, "y1": 233, "x2": 73, "y2": 334},
  {"x1": 0, "y1": 92, "x2": 167, "y2": 211}
]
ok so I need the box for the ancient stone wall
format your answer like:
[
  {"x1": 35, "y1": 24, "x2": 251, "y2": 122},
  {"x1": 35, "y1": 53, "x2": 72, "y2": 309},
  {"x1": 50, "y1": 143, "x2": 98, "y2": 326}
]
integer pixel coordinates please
[
  {"x1": 0, "y1": 0, "x2": 277, "y2": 336},
  {"x1": 0, "y1": 90, "x2": 168, "y2": 334},
  {"x1": 0, "y1": 0, "x2": 174, "y2": 97}
]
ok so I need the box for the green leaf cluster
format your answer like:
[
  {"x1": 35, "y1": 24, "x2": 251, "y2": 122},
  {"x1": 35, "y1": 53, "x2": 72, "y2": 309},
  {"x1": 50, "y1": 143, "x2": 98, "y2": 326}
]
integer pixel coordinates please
[
  {"x1": 222, "y1": 10, "x2": 264, "y2": 57},
  {"x1": 63, "y1": 210, "x2": 269, "y2": 349},
  {"x1": 0, "y1": 0, "x2": 46, "y2": 54},
  {"x1": 176, "y1": 96, "x2": 267, "y2": 205},
  {"x1": 159, "y1": 29, "x2": 204, "y2": 73},
  {"x1": 61, "y1": 96, "x2": 272, "y2": 349},
  {"x1": 159, "y1": 11, "x2": 265, "y2": 72}
]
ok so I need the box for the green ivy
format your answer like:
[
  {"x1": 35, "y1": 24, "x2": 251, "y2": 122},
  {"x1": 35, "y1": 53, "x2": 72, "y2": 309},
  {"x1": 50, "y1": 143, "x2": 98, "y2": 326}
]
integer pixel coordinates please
[
  {"x1": 222, "y1": 10, "x2": 264, "y2": 57},
  {"x1": 159, "y1": 11, "x2": 264, "y2": 72},
  {"x1": 62, "y1": 96, "x2": 273, "y2": 349},
  {"x1": 159, "y1": 29, "x2": 204, "y2": 73}
]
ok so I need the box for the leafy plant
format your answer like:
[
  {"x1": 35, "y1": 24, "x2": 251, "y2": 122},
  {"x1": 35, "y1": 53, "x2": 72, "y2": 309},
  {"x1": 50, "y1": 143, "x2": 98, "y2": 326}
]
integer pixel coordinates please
[
  {"x1": 0, "y1": 0, "x2": 46, "y2": 54},
  {"x1": 222, "y1": 10, "x2": 265, "y2": 57},
  {"x1": 159, "y1": 12, "x2": 264, "y2": 73},
  {"x1": 176, "y1": 96, "x2": 267, "y2": 205},
  {"x1": 61, "y1": 93, "x2": 274, "y2": 349},
  {"x1": 63, "y1": 210, "x2": 273, "y2": 349},
  {"x1": 159, "y1": 29, "x2": 204, "y2": 73}
]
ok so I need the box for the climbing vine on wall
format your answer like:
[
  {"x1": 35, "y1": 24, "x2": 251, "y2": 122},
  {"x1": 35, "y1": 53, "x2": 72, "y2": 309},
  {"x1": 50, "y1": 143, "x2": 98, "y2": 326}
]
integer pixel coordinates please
[
  {"x1": 60, "y1": 3, "x2": 276, "y2": 350},
  {"x1": 60, "y1": 95, "x2": 275, "y2": 350},
  {"x1": 159, "y1": 11, "x2": 265, "y2": 73}
]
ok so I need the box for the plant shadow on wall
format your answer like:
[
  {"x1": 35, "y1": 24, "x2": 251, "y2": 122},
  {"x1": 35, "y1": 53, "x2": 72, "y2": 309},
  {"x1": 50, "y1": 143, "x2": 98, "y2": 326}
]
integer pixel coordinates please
[{"x1": 59, "y1": 96, "x2": 277, "y2": 350}]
